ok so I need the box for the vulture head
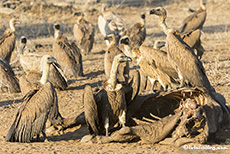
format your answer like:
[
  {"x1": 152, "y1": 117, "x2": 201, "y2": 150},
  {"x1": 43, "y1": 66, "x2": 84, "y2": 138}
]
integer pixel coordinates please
[
  {"x1": 120, "y1": 36, "x2": 133, "y2": 58},
  {"x1": 18, "y1": 36, "x2": 27, "y2": 55},
  {"x1": 9, "y1": 18, "x2": 20, "y2": 32},
  {"x1": 149, "y1": 7, "x2": 167, "y2": 22},
  {"x1": 40, "y1": 55, "x2": 57, "y2": 85}
]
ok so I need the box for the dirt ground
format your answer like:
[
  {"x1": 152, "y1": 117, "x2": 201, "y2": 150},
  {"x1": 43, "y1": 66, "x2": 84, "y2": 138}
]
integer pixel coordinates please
[{"x1": 0, "y1": 0, "x2": 230, "y2": 153}]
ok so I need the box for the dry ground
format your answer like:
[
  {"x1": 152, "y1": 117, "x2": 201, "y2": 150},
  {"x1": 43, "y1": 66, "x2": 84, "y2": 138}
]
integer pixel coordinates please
[{"x1": 0, "y1": 0, "x2": 230, "y2": 153}]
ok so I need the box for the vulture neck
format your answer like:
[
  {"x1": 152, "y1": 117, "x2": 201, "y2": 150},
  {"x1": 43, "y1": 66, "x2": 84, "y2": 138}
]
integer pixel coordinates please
[
  {"x1": 123, "y1": 45, "x2": 133, "y2": 58},
  {"x1": 10, "y1": 22, "x2": 15, "y2": 32},
  {"x1": 54, "y1": 29, "x2": 60, "y2": 40},
  {"x1": 40, "y1": 63, "x2": 51, "y2": 85},
  {"x1": 108, "y1": 59, "x2": 120, "y2": 90},
  {"x1": 140, "y1": 18, "x2": 145, "y2": 27},
  {"x1": 18, "y1": 44, "x2": 26, "y2": 55},
  {"x1": 159, "y1": 16, "x2": 172, "y2": 35},
  {"x1": 200, "y1": 2, "x2": 206, "y2": 11}
]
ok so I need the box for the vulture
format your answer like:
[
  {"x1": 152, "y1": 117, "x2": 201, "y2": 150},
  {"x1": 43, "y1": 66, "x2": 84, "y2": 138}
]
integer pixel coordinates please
[
  {"x1": 73, "y1": 16, "x2": 95, "y2": 55},
  {"x1": 150, "y1": 7, "x2": 205, "y2": 59},
  {"x1": 84, "y1": 54, "x2": 132, "y2": 136},
  {"x1": 104, "y1": 33, "x2": 129, "y2": 84},
  {"x1": 125, "y1": 14, "x2": 146, "y2": 47},
  {"x1": 0, "y1": 58, "x2": 20, "y2": 93},
  {"x1": 0, "y1": 18, "x2": 20, "y2": 63},
  {"x1": 180, "y1": 0, "x2": 207, "y2": 34},
  {"x1": 6, "y1": 55, "x2": 63, "y2": 142},
  {"x1": 120, "y1": 36, "x2": 178, "y2": 91},
  {"x1": 18, "y1": 36, "x2": 68, "y2": 90},
  {"x1": 53, "y1": 24, "x2": 83, "y2": 78},
  {"x1": 98, "y1": 4, "x2": 125, "y2": 46},
  {"x1": 149, "y1": 7, "x2": 230, "y2": 117}
]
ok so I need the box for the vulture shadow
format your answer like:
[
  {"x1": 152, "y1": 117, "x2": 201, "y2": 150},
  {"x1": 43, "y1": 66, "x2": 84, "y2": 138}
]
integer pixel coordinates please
[
  {"x1": 203, "y1": 24, "x2": 230, "y2": 33},
  {"x1": 68, "y1": 80, "x2": 103, "y2": 91},
  {"x1": 48, "y1": 124, "x2": 88, "y2": 142},
  {"x1": 0, "y1": 98, "x2": 23, "y2": 107}
]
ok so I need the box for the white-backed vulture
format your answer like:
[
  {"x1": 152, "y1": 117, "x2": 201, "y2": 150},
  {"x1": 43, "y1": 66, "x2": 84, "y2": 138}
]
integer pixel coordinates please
[
  {"x1": 18, "y1": 37, "x2": 68, "y2": 90},
  {"x1": 149, "y1": 7, "x2": 230, "y2": 117},
  {"x1": 6, "y1": 55, "x2": 63, "y2": 142},
  {"x1": 180, "y1": 0, "x2": 207, "y2": 34},
  {"x1": 53, "y1": 24, "x2": 83, "y2": 78},
  {"x1": 125, "y1": 14, "x2": 146, "y2": 47},
  {"x1": 104, "y1": 34, "x2": 129, "y2": 84},
  {"x1": 98, "y1": 4, "x2": 125, "y2": 46},
  {"x1": 0, "y1": 58, "x2": 20, "y2": 93},
  {"x1": 150, "y1": 7, "x2": 205, "y2": 59},
  {"x1": 84, "y1": 54, "x2": 132, "y2": 136},
  {"x1": 73, "y1": 16, "x2": 95, "y2": 55},
  {"x1": 19, "y1": 54, "x2": 67, "y2": 96},
  {"x1": 0, "y1": 18, "x2": 20, "y2": 63},
  {"x1": 120, "y1": 36, "x2": 178, "y2": 91}
]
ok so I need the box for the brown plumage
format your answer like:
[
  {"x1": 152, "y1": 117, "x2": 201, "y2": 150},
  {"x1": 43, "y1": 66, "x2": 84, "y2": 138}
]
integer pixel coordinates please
[
  {"x1": 0, "y1": 18, "x2": 20, "y2": 63},
  {"x1": 53, "y1": 24, "x2": 83, "y2": 78},
  {"x1": 149, "y1": 7, "x2": 230, "y2": 117},
  {"x1": 180, "y1": 29, "x2": 205, "y2": 59},
  {"x1": 84, "y1": 54, "x2": 132, "y2": 136},
  {"x1": 6, "y1": 55, "x2": 63, "y2": 142},
  {"x1": 18, "y1": 37, "x2": 68, "y2": 90},
  {"x1": 120, "y1": 36, "x2": 178, "y2": 91},
  {"x1": 73, "y1": 16, "x2": 95, "y2": 55},
  {"x1": 104, "y1": 34, "x2": 129, "y2": 84},
  {"x1": 0, "y1": 58, "x2": 20, "y2": 93},
  {"x1": 125, "y1": 14, "x2": 146, "y2": 47},
  {"x1": 5, "y1": 82, "x2": 58, "y2": 142},
  {"x1": 180, "y1": 0, "x2": 207, "y2": 34}
]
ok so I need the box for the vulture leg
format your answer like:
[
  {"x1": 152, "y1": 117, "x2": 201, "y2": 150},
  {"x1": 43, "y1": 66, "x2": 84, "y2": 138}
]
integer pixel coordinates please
[
  {"x1": 119, "y1": 111, "x2": 126, "y2": 127},
  {"x1": 148, "y1": 77, "x2": 156, "y2": 91},
  {"x1": 105, "y1": 117, "x2": 109, "y2": 136}
]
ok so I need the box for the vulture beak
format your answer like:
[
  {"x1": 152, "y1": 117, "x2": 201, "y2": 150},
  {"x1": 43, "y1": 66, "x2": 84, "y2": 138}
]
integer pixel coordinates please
[
  {"x1": 118, "y1": 55, "x2": 132, "y2": 62},
  {"x1": 120, "y1": 38, "x2": 129, "y2": 45},
  {"x1": 54, "y1": 24, "x2": 60, "y2": 30},
  {"x1": 141, "y1": 14, "x2": 145, "y2": 19},
  {"x1": 149, "y1": 9, "x2": 155, "y2": 15},
  {"x1": 47, "y1": 57, "x2": 57, "y2": 64}
]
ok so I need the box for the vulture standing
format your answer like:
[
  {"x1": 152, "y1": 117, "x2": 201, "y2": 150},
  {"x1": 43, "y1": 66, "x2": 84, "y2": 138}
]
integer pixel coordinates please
[
  {"x1": 84, "y1": 54, "x2": 132, "y2": 136},
  {"x1": 6, "y1": 55, "x2": 63, "y2": 142},
  {"x1": 104, "y1": 33, "x2": 129, "y2": 84},
  {"x1": 73, "y1": 16, "x2": 95, "y2": 55},
  {"x1": 120, "y1": 36, "x2": 178, "y2": 91},
  {"x1": 125, "y1": 14, "x2": 146, "y2": 47},
  {"x1": 149, "y1": 7, "x2": 230, "y2": 117},
  {"x1": 0, "y1": 58, "x2": 20, "y2": 93},
  {"x1": 18, "y1": 36, "x2": 68, "y2": 90},
  {"x1": 98, "y1": 4, "x2": 125, "y2": 46},
  {"x1": 180, "y1": 0, "x2": 207, "y2": 34},
  {"x1": 0, "y1": 18, "x2": 20, "y2": 63},
  {"x1": 53, "y1": 24, "x2": 83, "y2": 78}
]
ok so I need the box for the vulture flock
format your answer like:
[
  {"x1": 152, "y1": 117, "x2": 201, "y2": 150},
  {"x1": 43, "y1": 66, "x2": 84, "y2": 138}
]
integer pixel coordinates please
[{"x1": 0, "y1": 0, "x2": 229, "y2": 146}]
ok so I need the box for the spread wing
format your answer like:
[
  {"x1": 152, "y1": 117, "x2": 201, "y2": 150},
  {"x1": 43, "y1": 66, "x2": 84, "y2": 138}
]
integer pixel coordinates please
[{"x1": 181, "y1": 29, "x2": 201, "y2": 48}]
